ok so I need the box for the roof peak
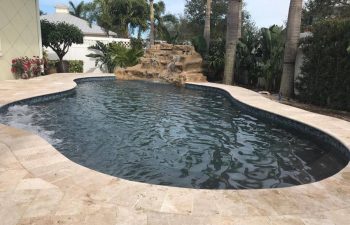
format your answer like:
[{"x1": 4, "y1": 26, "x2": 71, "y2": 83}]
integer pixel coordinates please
[{"x1": 40, "y1": 13, "x2": 117, "y2": 37}]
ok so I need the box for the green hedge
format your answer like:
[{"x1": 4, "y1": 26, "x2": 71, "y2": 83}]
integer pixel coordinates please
[
  {"x1": 68, "y1": 60, "x2": 84, "y2": 73},
  {"x1": 297, "y1": 19, "x2": 350, "y2": 111},
  {"x1": 47, "y1": 60, "x2": 83, "y2": 73}
]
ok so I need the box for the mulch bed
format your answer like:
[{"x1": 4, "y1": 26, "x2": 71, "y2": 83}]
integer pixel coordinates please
[{"x1": 262, "y1": 93, "x2": 350, "y2": 122}]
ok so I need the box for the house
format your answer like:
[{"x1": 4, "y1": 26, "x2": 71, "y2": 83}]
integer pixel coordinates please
[
  {"x1": 41, "y1": 5, "x2": 130, "y2": 73},
  {"x1": 0, "y1": 0, "x2": 42, "y2": 80},
  {"x1": 41, "y1": 4, "x2": 117, "y2": 38}
]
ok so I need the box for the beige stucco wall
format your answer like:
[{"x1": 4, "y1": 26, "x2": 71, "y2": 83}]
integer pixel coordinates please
[{"x1": 0, "y1": 0, "x2": 41, "y2": 80}]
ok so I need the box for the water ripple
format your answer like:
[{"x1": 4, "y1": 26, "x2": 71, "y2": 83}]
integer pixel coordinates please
[{"x1": 0, "y1": 80, "x2": 347, "y2": 189}]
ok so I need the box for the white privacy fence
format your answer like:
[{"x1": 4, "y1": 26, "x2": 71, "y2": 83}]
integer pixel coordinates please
[
  {"x1": 82, "y1": 37, "x2": 131, "y2": 48},
  {"x1": 45, "y1": 37, "x2": 131, "y2": 73}
]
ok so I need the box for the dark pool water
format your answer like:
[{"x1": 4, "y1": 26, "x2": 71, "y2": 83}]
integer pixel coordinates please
[{"x1": 0, "y1": 80, "x2": 347, "y2": 189}]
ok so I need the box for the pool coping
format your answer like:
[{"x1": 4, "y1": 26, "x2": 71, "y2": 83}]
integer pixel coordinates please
[{"x1": 0, "y1": 73, "x2": 349, "y2": 225}]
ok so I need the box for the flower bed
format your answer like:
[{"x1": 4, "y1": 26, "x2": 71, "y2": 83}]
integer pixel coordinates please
[{"x1": 11, "y1": 56, "x2": 43, "y2": 79}]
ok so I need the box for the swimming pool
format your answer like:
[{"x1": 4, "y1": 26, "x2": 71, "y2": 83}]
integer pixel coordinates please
[{"x1": 0, "y1": 80, "x2": 347, "y2": 189}]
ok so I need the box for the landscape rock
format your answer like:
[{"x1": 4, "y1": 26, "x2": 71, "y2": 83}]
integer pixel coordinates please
[{"x1": 115, "y1": 44, "x2": 207, "y2": 85}]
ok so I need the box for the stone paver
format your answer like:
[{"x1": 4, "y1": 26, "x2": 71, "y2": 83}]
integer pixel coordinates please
[{"x1": 0, "y1": 74, "x2": 349, "y2": 224}]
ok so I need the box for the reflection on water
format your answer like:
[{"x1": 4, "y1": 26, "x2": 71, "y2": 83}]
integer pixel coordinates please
[{"x1": 0, "y1": 80, "x2": 347, "y2": 189}]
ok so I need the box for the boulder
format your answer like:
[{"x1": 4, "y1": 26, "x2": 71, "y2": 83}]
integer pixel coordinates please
[{"x1": 115, "y1": 44, "x2": 207, "y2": 86}]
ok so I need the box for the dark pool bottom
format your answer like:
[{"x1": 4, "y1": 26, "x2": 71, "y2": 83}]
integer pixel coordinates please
[{"x1": 0, "y1": 80, "x2": 348, "y2": 189}]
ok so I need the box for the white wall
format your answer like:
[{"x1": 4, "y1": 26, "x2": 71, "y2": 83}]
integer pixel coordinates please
[
  {"x1": 45, "y1": 36, "x2": 130, "y2": 73},
  {"x1": 0, "y1": 0, "x2": 42, "y2": 80}
]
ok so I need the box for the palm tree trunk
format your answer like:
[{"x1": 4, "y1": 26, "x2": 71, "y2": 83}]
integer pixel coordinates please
[
  {"x1": 279, "y1": 0, "x2": 303, "y2": 98},
  {"x1": 237, "y1": 2, "x2": 242, "y2": 39},
  {"x1": 204, "y1": 0, "x2": 212, "y2": 53},
  {"x1": 150, "y1": 0, "x2": 155, "y2": 46},
  {"x1": 223, "y1": 0, "x2": 242, "y2": 85}
]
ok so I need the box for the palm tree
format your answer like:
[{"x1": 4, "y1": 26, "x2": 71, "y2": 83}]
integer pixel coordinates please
[
  {"x1": 149, "y1": 0, "x2": 155, "y2": 46},
  {"x1": 69, "y1": 1, "x2": 85, "y2": 19},
  {"x1": 279, "y1": 0, "x2": 303, "y2": 98},
  {"x1": 153, "y1": 1, "x2": 166, "y2": 39},
  {"x1": 86, "y1": 41, "x2": 115, "y2": 73},
  {"x1": 259, "y1": 26, "x2": 285, "y2": 91},
  {"x1": 86, "y1": 41, "x2": 143, "y2": 72},
  {"x1": 223, "y1": 0, "x2": 242, "y2": 85},
  {"x1": 204, "y1": 0, "x2": 212, "y2": 52},
  {"x1": 157, "y1": 14, "x2": 180, "y2": 44}
]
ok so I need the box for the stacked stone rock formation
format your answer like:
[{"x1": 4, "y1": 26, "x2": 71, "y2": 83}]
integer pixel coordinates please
[{"x1": 115, "y1": 44, "x2": 207, "y2": 85}]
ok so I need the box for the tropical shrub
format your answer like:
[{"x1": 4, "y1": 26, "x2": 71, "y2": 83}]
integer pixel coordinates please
[
  {"x1": 206, "y1": 39, "x2": 226, "y2": 80},
  {"x1": 87, "y1": 41, "x2": 143, "y2": 73},
  {"x1": 191, "y1": 35, "x2": 207, "y2": 57},
  {"x1": 235, "y1": 39, "x2": 259, "y2": 86},
  {"x1": 86, "y1": 41, "x2": 114, "y2": 73},
  {"x1": 203, "y1": 25, "x2": 284, "y2": 88},
  {"x1": 231, "y1": 10, "x2": 260, "y2": 86},
  {"x1": 11, "y1": 56, "x2": 43, "y2": 79},
  {"x1": 46, "y1": 60, "x2": 84, "y2": 74},
  {"x1": 68, "y1": 60, "x2": 84, "y2": 73},
  {"x1": 255, "y1": 25, "x2": 285, "y2": 91},
  {"x1": 110, "y1": 43, "x2": 143, "y2": 68},
  {"x1": 297, "y1": 19, "x2": 350, "y2": 111},
  {"x1": 158, "y1": 14, "x2": 181, "y2": 44},
  {"x1": 130, "y1": 38, "x2": 144, "y2": 51},
  {"x1": 45, "y1": 60, "x2": 57, "y2": 74}
]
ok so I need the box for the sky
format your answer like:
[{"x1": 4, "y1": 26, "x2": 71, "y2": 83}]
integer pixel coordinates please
[{"x1": 39, "y1": 0, "x2": 291, "y2": 28}]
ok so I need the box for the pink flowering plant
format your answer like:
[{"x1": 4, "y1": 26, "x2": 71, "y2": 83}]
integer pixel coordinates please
[{"x1": 11, "y1": 56, "x2": 43, "y2": 79}]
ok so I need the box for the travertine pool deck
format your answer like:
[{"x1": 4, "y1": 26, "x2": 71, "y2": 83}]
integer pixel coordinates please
[{"x1": 0, "y1": 73, "x2": 349, "y2": 225}]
